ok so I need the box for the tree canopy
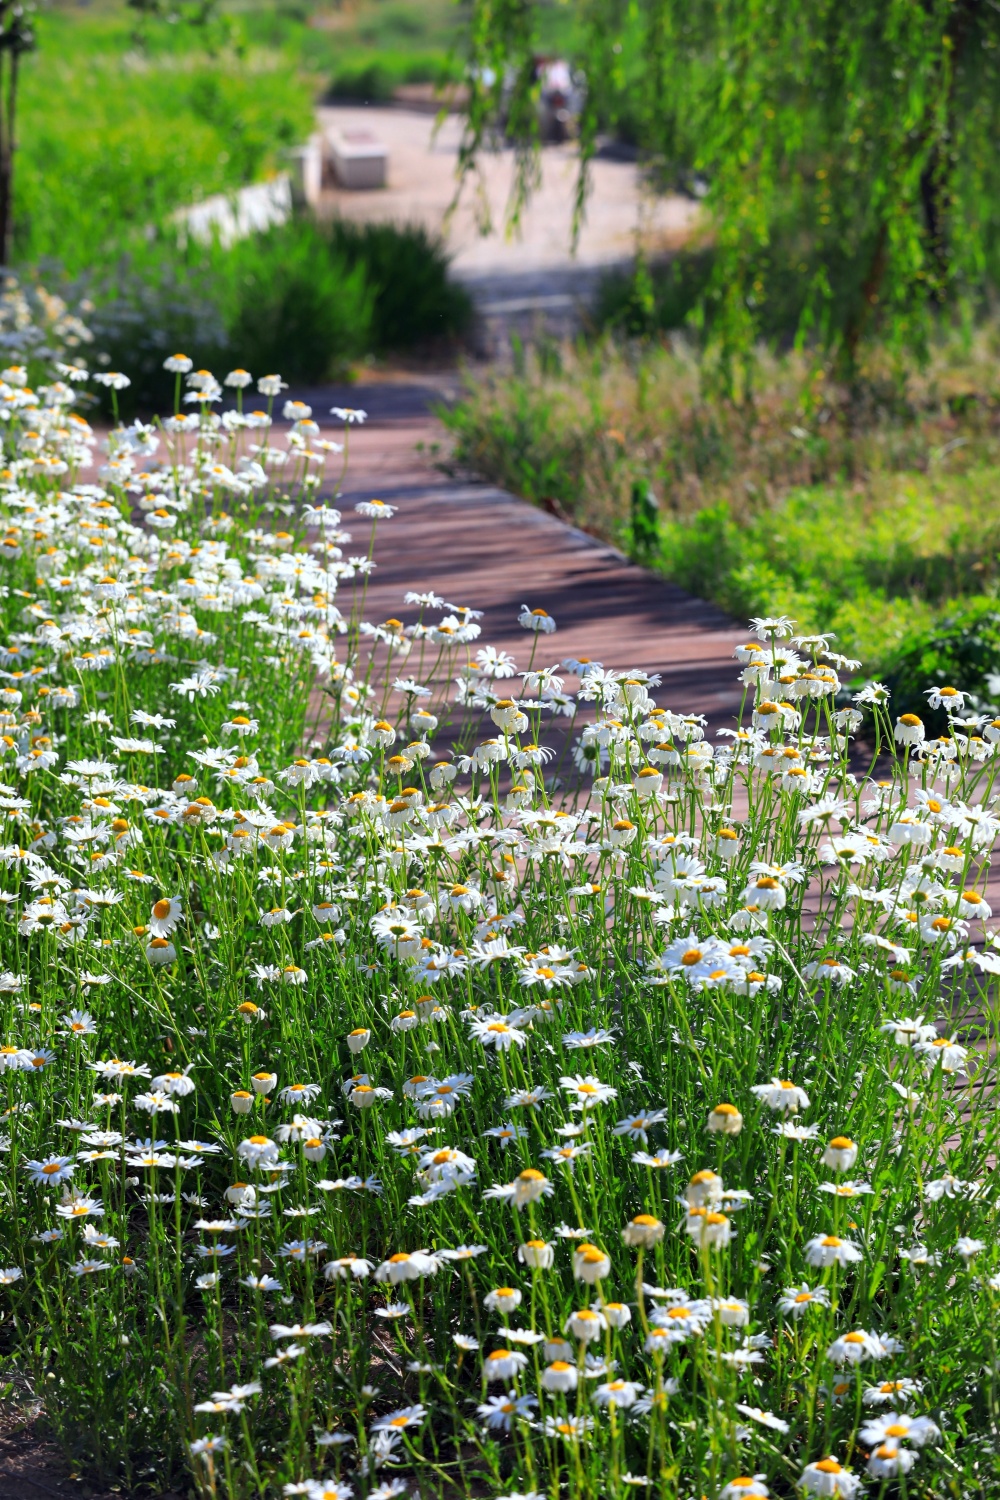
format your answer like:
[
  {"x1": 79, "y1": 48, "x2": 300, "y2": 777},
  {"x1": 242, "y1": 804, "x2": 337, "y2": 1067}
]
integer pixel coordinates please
[{"x1": 460, "y1": 0, "x2": 1000, "y2": 378}]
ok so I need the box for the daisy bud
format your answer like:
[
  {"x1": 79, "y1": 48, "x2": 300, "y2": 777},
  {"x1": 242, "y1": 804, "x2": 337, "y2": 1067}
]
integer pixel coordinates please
[
  {"x1": 685, "y1": 1169, "x2": 723, "y2": 1208},
  {"x1": 804, "y1": 1234, "x2": 863, "y2": 1268},
  {"x1": 368, "y1": 720, "x2": 396, "y2": 748},
  {"x1": 822, "y1": 1136, "x2": 858, "y2": 1172},
  {"x1": 633, "y1": 765, "x2": 662, "y2": 799},
  {"x1": 512, "y1": 1169, "x2": 551, "y2": 1207},
  {"x1": 490, "y1": 699, "x2": 529, "y2": 734},
  {"x1": 482, "y1": 1348, "x2": 528, "y2": 1382},
  {"x1": 799, "y1": 1457, "x2": 861, "y2": 1498},
  {"x1": 708, "y1": 1102, "x2": 743, "y2": 1134},
  {"x1": 543, "y1": 1337, "x2": 574, "y2": 1362},
  {"x1": 893, "y1": 714, "x2": 925, "y2": 747},
  {"x1": 609, "y1": 818, "x2": 638, "y2": 848},
  {"x1": 867, "y1": 1444, "x2": 915, "y2": 1480},
  {"x1": 713, "y1": 1296, "x2": 749, "y2": 1326},
  {"x1": 572, "y1": 1243, "x2": 611, "y2": 1283},
  {"x1": 564, "y1": 1307, "x2": 605, "y2": 1341},
  {"x1": 622, "y1": 1214, "x2": 665, "y2": 1248},
  {"x1": 518, "y1": 1238, "x2": 554, "y2": 1269},
  {"x1": 685, "y1": 1209, "x2": 733, "y2": 1248},
  {"x1": 146, "y1": 937, "x2": 176, "y2": 965},
  {"x1": 483, "y1": 1286, "x2": 522, "y2": 1313},
  {"x1": 714, "y1": 827, "x2": 741, "y2": 858},
  {"x1": 541, "y1": 1360, "x2": 577, "y2": 1393},
  {"x1": 518, "y1": 605, "x2": 556, "y2": 634}
]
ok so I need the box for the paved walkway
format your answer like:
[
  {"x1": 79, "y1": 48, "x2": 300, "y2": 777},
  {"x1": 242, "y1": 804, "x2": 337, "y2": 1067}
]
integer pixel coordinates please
[
  {"x1": 313, "y1": 105, "x2": 700, "y2": 342},
  {"x1": 307, "y1": 379, "x2": 746, "y2": 732}
]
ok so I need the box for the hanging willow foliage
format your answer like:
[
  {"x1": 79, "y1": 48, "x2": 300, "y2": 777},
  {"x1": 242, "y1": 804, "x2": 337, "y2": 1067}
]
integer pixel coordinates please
[{"x1": 457, "y1": 0, "x2": 1000, "y2": 381}]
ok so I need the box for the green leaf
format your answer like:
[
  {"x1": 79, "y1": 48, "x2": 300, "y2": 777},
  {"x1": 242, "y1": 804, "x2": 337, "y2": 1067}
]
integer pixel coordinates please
[{"x1": 867, "y1": 1261, "x2": 887, "y2": 1300}]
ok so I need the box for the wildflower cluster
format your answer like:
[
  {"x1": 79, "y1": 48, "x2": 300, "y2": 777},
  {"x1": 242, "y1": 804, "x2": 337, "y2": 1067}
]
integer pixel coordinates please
[{"x1": 0, "y1": 355, "x2": 996, "y2": 1499}]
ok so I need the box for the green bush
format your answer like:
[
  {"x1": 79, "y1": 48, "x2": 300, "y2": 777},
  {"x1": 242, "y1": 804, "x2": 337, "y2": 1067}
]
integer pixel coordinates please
[
  {"x1": 881, "y1": 599, "x2": 1000, "y2": 730},
  {"x1": 592, "y1": 251, "x2": 715, "y2": 338},
  {"x1": 443, "y1": 359, "x2": 591, "y2": 512},
  {"x1": 85, "y1": 220, "x2": 373, "y2": 413},
  {"x1": 219, "y1": 219, "x2": 374, "y2": 379},
  {"x1": 84, "y1": 216, "x2": 470, "y2": 414},
  {"x1": 327, "y1": 219, "x2": 472, "y2": 351},
  {"x1": 327, "y1": 60, "x2": 396, "y2": 102}
]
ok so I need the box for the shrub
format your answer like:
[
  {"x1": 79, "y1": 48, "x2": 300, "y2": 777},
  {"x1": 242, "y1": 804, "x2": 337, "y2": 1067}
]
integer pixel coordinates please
[
  {"x1": 326, "y1": 50, "x2": 454, "y2": 102},
  {"x1": 592, "y1": 251, "x2": 715, "y2": 338},
  {"x1": 327, "y1": 218, "x2": 473, "y2": 351},
  {"x1": 84, "y1": 220, "x2": 374, "y2": 415},
  {"x1": 327, "y1": 60, "x2": 396, "y2": 102},
  {"x1": 83, "y1": 216, "x2": 471, "y2": 415},
  {"x1": 217, "y1": 219, "x2": 374, "y2": 380},
  {"x1": 881, "y1": 598, "x2": 1000, "y2": 730}
]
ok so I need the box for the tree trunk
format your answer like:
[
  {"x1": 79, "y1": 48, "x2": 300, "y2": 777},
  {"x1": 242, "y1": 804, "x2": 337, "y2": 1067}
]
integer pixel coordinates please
[
  {"x1": 0, "y1": 48, "x2": 8, "y2": 268},
  {"x1": 919, "y1": 150, "x2": 946, "y2": 303},
  {"x1": 839, "y1": 222, "x2": 888, "y2": 380},
  {"x1": 2, "y1": 50, "x2": 16, "y2": 266}
]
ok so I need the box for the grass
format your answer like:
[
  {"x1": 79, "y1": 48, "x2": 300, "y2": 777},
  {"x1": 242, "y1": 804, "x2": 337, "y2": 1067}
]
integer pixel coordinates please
[
  {"x1": 441, "y1": 328, "x2": 1000, "y2": 689},
  {"x1": 16, "y1": 5, "x2": 314, "y2": 274},
  {"x1": 1, "y1": 310, "x2": 1000, "y2": 1499}
]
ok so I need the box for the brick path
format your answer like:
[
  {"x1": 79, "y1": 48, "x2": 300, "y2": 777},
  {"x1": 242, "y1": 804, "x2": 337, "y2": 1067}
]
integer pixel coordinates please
[{"x1": 319, "y1": 379, "x2": 747, "y2": 734}]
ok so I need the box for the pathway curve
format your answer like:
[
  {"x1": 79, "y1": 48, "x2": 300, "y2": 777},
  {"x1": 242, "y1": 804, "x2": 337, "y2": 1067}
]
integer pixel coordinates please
[{"x1": 303, "y1": 377, "x2": 747, "y2": 732}]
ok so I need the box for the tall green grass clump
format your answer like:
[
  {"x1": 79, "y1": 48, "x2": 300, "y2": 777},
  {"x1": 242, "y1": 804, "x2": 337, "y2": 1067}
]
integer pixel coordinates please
[{"x1": 84, "y1": 216, "x2": 471, "y2": 413}]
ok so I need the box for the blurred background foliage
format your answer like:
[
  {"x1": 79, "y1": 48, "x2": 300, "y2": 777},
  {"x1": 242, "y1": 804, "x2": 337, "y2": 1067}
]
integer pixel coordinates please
[
  {"x1": 462, "y1": 0, "x2": 1000, "y2": 384},
  {"x1": 440, "y1": 328, "x2": 1000, "y2": 713},
  {"x1": 83, "y1": 218, "x2": 473, "y2": 410},
  {"x1": 13, "y1": 0, "x2": 482, "y2": 378}
]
